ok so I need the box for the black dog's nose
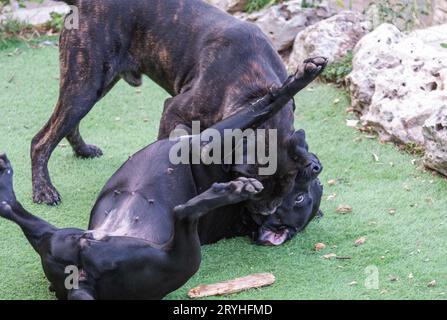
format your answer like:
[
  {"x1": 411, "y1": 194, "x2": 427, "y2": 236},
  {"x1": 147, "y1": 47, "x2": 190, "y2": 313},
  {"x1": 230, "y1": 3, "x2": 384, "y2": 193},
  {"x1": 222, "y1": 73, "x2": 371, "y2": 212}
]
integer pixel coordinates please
[{"x1": 312, "y1": 163, "x2": 322, "y2": 174}]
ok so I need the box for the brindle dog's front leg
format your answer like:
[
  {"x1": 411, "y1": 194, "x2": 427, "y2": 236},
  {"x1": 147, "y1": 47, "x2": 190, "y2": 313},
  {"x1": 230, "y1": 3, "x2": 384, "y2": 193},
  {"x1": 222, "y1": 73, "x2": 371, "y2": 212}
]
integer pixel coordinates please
[{"x1": 174, "y1": 177, "x2": 264, "y2": 220}]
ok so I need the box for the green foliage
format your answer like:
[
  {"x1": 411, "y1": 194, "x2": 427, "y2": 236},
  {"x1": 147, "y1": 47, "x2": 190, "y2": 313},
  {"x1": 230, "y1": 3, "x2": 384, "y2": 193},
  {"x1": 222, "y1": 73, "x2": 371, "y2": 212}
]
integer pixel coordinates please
[
  {"x1": 245, "y1": 0, "x2": 279, "y2": 13},
  {"x1": 0, "y1": 0, "x2": 43, "y2": 9},
  {"x1": 370, "y1": 0, "x2": 432, "y2": 31},
  {"x1": 301, "y1": 0, "x2": 323, "y2": 8},
  {"x1": 0, "y1": 18, "x2": 33, "y2": 50},
  {"x1": 43, "y1": 11, "x2": 65, "y2": 33},
  {"x1": 0, "y1": 5, "x2": 64, "y2": 50},
  {"x1": 320, "y1": 51, "x2": 353, "y2": 86},
  {"x1": 400, "y1": 142, "x2": 425, "y2": 157}
]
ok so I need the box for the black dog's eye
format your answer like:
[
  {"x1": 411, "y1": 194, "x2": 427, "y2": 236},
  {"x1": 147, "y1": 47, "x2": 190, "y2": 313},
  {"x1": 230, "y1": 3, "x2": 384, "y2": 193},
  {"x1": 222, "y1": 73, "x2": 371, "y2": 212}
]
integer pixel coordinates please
[{"x1": 295, "y1": 194, "x2": 305, "y2": 205}]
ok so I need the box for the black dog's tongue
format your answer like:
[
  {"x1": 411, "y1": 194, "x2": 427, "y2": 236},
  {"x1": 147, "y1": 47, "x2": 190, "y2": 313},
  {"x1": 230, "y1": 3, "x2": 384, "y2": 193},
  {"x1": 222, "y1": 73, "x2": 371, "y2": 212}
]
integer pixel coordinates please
[{"x1": 258, "y1": 229, "x2": 289, "y2": 246}]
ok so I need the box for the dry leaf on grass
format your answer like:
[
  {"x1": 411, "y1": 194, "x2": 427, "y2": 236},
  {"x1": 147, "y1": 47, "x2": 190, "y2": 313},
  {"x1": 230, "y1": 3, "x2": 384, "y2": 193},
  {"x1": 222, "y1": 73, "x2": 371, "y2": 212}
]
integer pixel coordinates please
[
  {"x1": 372, "y1": 153, "x2": 380, "y2": 162},
  {"x1": 349, "y1": 281, "x2": 358, "y2": 286},
  {"x1": 355, "y1": 236, "x2": 367, "y2": 246},
  {"x1": 346, "y1": 119, "x2": 359, "y2": 127},
  {"x1": 323, "y1": 253, "x2": 337, "y2": 259},
  {"x1": 428, "y1": 280, "x2": 437, "y2": 287},
  {"x1": 314, "y1": 243, "x2": 326, "y2": 251},
  {"x1": 336, "y1": 204, "x2": 352, "y2": 214},
  {"x1": 327, "y1": 179, "x2": 337, "y2": 186},
  {"x1": 326, "y1": 193, "x2": 337, "y2": 201}
]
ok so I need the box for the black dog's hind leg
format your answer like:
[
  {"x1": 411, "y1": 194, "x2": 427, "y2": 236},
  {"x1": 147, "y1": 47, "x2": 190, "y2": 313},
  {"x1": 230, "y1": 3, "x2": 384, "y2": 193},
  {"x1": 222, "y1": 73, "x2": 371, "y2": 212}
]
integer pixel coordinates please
[
  {"x1": 170, "y1": 177, "x2": 263, "y2": 267},
  {"x1": 0, "y1": 154, "x2": 58, "y2": 252},
  {"x1": 1, "y1": 154, "x2": 91, "y2": 299},
  {"x1": 174, "y1": 177, "x2": 264, "y2": 221}
]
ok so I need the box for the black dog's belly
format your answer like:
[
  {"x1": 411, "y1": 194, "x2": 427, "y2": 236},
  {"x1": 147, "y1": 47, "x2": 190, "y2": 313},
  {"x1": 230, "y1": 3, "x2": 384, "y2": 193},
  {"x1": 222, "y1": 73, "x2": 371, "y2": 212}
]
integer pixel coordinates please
[{"x1": 88, "y1": 140, "x2": 197, "y2": 243}]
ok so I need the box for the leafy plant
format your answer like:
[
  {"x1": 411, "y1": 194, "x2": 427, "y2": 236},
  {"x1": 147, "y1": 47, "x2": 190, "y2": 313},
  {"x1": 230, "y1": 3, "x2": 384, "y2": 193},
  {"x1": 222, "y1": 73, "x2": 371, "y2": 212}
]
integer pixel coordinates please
[
  {"x1": 43, "y1": 11, "x2": 65, "y2": 33},
  {"x1": 320, "y1": 51, "x2": 353, "y2": 86},
  {"x1": 369, "y1": 0, "x2": 432, "y2": 31},
  {"x1": 1, "y1": 0, "x2": 44, "y2": 9},
  {"x1": 244, "y1": 0, "x2": 279, "y2": 13},
  {"x1": 301, "y1": 0, "x2": 323, "y2": 8},
  {"x1": 400, "y1": 141, "x2": 425, "y2": 156},
  {"x1": 0, "y1": 18, "x2": 33, "y2": 50}
]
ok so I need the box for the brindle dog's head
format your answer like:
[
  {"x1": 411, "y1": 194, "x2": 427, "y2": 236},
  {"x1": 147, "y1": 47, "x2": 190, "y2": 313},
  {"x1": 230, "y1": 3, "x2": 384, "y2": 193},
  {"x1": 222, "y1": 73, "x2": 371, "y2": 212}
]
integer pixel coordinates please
[{"x1": 236, "y1": 128, "x2": 316, "y2": 216}]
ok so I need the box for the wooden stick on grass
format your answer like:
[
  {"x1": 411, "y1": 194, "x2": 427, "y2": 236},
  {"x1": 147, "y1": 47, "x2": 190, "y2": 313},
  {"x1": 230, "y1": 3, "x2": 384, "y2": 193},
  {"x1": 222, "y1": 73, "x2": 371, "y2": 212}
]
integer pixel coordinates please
[{"x1": 188, "y1": 273, "x2": 276, "y2": 299}]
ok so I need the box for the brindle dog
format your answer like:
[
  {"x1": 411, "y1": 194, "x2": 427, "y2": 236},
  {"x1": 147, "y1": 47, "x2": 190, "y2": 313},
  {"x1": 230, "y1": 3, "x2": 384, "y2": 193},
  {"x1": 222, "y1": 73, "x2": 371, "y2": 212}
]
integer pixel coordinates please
[{"x1": 32, "y1": 0, "x2": 327, "y2": 216}]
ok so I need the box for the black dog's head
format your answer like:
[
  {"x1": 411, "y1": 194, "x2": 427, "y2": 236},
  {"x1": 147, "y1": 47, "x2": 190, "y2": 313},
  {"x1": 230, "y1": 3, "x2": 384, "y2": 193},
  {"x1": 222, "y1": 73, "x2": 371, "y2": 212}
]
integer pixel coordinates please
[{"x1": 248, "y1": 152, "x2": 324, "y2": 246}]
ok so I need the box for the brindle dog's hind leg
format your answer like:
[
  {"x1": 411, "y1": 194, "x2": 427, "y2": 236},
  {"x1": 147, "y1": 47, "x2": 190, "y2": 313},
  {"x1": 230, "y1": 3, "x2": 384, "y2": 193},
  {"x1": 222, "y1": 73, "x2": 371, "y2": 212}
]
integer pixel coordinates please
[
  {"x1": 66, "y1": 76, "x2": 121, "y2": 159},
  {"x1": 31, "y1": 28, "x2": 121, "y2": 205}
]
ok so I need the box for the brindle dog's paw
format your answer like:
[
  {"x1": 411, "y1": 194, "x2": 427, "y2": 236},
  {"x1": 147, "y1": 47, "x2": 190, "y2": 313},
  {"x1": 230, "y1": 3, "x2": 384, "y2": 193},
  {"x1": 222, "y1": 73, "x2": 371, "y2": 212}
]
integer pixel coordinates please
[
  {"x1": 212, "y1": 177, "x2": 264, "y2": 202},
  {"x1": 301, "y1": 56, "x2": 328, "y2": 79},
  {"x1": 33, "y1": 182, "x2": 61, "y2": 206},
  {"x1": 75, "y1": 144, "x2": 103, "y2": 159}
]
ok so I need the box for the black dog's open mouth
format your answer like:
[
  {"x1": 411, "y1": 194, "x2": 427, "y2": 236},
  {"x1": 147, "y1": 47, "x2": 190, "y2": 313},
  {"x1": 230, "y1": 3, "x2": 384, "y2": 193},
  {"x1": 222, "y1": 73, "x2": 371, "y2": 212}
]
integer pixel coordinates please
[{"x1": 257, "y1": 228, "x2": 290, "y2": 246}]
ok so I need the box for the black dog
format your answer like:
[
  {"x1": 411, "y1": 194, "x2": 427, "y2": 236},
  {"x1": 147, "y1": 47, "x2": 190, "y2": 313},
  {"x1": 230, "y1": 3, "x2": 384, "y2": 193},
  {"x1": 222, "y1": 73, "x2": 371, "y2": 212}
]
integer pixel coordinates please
[
  {"x1": 32, "y1": 0, "x2": 327, "y2": 214},
  {"x1": 0, "y1": 154, "x2": 262, "y2": 300},
  {"x1": 1, "y1": 67, "x2": 319, "y2": 300}
]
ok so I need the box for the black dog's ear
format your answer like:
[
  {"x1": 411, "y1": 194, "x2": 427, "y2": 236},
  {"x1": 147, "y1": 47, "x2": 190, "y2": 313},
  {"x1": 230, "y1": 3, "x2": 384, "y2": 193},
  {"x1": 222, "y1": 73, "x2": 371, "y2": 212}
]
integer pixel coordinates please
[
  {"x1": 295, "y1": 129, "x2": 308, "y2": 150},
  {"x1": 296, "y1": 129, "x2": 306, "y2": 140}
]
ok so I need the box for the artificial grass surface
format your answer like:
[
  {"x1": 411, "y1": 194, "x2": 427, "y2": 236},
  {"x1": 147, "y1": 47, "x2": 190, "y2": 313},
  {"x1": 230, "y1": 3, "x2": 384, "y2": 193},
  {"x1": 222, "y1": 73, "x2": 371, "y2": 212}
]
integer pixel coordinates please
[{"x1": 0, "y1": 44, "x2": 446, "y2": 300}]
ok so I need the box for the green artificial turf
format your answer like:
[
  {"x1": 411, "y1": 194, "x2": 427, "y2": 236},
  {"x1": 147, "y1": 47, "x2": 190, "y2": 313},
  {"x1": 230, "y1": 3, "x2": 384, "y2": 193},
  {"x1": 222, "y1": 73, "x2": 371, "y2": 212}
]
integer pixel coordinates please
[{"x1": 0, "y1": 44, "x2": 446, "y2": 300}]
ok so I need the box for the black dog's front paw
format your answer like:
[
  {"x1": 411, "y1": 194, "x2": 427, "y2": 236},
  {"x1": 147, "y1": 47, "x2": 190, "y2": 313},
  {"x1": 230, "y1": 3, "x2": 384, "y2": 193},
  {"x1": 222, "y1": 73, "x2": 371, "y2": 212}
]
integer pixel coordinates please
[
  {"x1": 212, "y1": 177, "x2": 264, "y2": 203},
  {"x1": 33, "y1": 181, "x2": 61, "y2": 206}
]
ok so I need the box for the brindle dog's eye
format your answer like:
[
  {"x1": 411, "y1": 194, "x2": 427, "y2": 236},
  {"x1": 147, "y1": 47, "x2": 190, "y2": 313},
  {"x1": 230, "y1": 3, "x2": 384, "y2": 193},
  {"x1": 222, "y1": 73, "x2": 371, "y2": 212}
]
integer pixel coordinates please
[{"x1": 295, "y1": 194, "x2": 305, "y2": 205}]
